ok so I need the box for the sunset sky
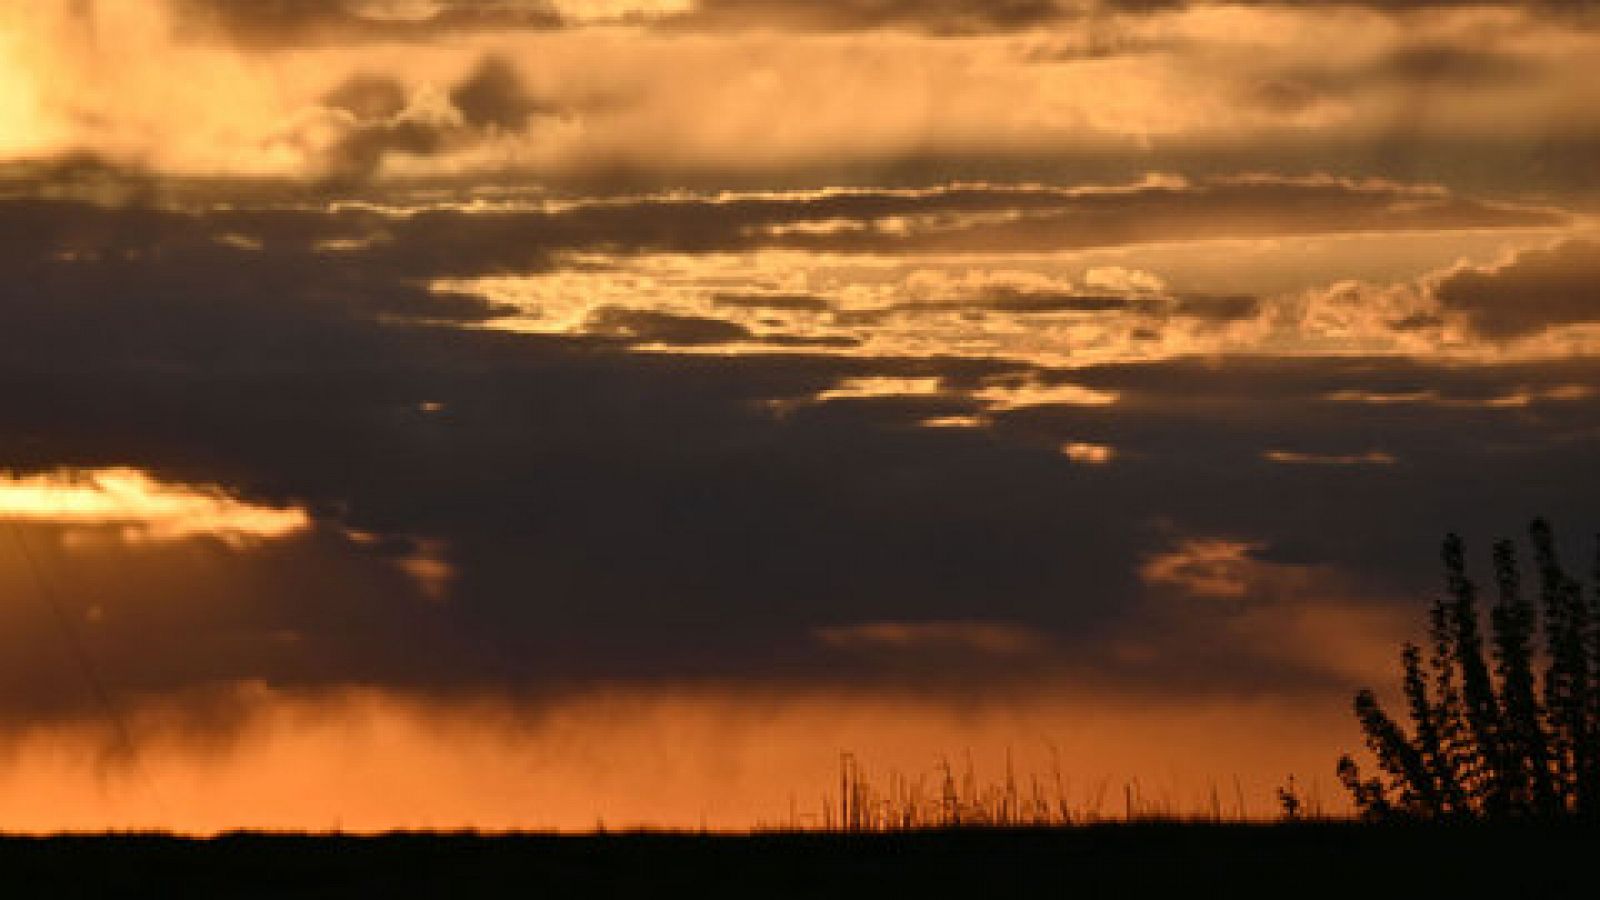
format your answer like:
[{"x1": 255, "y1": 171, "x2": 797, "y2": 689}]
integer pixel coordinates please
[{"x1": 0, "y1": 0, "x2": 1598, "y2": 832}]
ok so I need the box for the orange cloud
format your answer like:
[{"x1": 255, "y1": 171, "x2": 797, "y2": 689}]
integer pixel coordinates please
[
  {"x1": 1061, "y1": 442, "x2": 1116, "y2": 464},
  {"x1": 0, "y1": 468, "x2": 310, "y2": 546},
  {"x1": 1263, "y1": 450, "x2": 1396, "y2": 466},
  {"x1": 7, "y1": 1, "x2": 1599, "y2": 182},
  {"x1": 813, "y1": 621, "x2": 1048, "y2": 656},
  {"x1": 1323, "y1": 384, "x2": 1594, "y2": 408},
  {"x1": 1139, "y1": 537, "x2": 1332, "y2": 602}
]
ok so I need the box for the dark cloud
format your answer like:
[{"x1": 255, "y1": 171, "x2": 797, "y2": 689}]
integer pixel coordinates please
[
  {"x1": 668, "y1": 0, "x2": 1600, "y2": 34},
  {"x1": 449, "y1": 56, "x2": 553, "y2": 131},
  {"x1": 982, "y1": 288, "x2": 1133, "y2": 313},
  {"x1": 0, "y1": 176, "x2": 1563, "y2": 355},
  {"x1": 175, "y1": 0, "x2": 361, "y2": 38},
  {"x1": 1174, "y1": 294, "x2": 1260, "y2": 320},
  {"x1": 666, "y1": 0, "x2": 1072, "y2": 34},
  {"x1": 13, "y1": 122, "x2": 1598, "y2": 214},
  {"x1": 578, "y1": 308, "x2": 859, "y2": 349},
  {"x1": 1249, "y1": 40, "x2": 1545, "y2": 118},
  {"x1": 0, "y1": 174, "x2": 1555, "y2": 363},
  {"x1": 175, "y1": 0, "x2": 563, "y2": 44},
  {"x1": 332, "y1": 176, "x2": 1564, "y2": 264},
  {"x1": 667, "y1": 0, "x2": 1599, "y2": 35},
  {"x1": 711, "y1": 292, "x2": 832, "y2": 312},
  {"x1": 6, "y1": 313, "x2": 1598, "y2": 720},
  {"x1": 1374, "y1": 41, "x2": 1539, "y2": 86},
  {"x1": 0, "y1": 186, "x2": 1595, "y2": 731},
  {"x1": 162, "y1": 0, "x2": 1600, "y2": 49},
  {"x1": 1388, "y1": 311, "x2": 1446, "y2": 331},
  {"x1": 1106, "y1": 0, "x2": 1597, "y2": 17},
  {"x1": 1435, "y1": 239, "x2": 1600, "y2": 338},
  {"x1": 328, "y1": 119, "x2": 455, "y2": 181},
  {"x1": 937, "y1": 287, "x2": 1260, "y2": 320},
  {"x1": 9, "y1": 174, "x2": 1544, "y2": 281},
  {"x1": 317, "y1": 57, "x2": 559, "y2": 181},
  {"x1": 584, "y1": 307, "x2": 755, "y2": 345},
  {"x1": 0, "y1": 199, "x2": 510, "y2": 372},
  {"x1": 1237, "y1": 78, "x2": 1325, "y2": 115},
  {"x1": 323, "y1": 74, "x2": 411, "y2": 122},
  {"x1": 185, "y1": 0, "x2": 1076, "y2": 39}
]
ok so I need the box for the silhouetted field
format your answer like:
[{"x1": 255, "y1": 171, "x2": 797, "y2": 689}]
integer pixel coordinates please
[{"x1": 3, "y1": 823, "x2": 1595, "y2": 899}]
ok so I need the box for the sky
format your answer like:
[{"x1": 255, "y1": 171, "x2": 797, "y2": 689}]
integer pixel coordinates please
[{"x1": 0, "y1": 0, "x2": 1598, "y2": 832}]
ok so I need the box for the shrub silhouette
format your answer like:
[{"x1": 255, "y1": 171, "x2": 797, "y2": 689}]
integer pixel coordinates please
[{"x1": 1340, "y1": 520, "x2": 1600, "y2": 820}]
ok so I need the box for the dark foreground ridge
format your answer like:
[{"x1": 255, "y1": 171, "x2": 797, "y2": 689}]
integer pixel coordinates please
[{"x1": 3, "y1": 823, "x2": 1596, "y2": 899}]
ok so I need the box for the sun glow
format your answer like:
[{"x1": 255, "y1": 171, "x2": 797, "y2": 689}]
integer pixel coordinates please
[
  {"x1": 0, "y1": 20, "x2": 53, "y2": 158},
  {"x1": 0, "y1": 468, "x2": 311, "y2": 545}
]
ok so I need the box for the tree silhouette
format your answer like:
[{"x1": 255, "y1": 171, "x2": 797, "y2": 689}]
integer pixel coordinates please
[{"x1": 1340, "y1": 520, "x2": 1600, "y2": 820}]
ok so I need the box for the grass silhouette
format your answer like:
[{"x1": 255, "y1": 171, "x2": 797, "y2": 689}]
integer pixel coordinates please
[{"x1": 791, "y1": 751, "x2": 1323, "y2": 831}]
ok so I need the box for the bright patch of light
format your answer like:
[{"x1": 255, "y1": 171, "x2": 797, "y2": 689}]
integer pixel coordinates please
[
  {"x1": 1263, "y1": 450, "x2": 1395, "y2": 466},
  {"x1": 1062, "y1": 442, "x2": 1116, "y2": 464},
  {"x1": 0, "y1": 468, "x2": 311, "y2": 546},
  {"x1": 815, "y1": 377, "x2": 943, "y2": 402}
]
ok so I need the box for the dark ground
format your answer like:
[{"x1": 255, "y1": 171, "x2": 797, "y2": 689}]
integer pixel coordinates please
[{"x1": 1, "y1": 823, "x2": 1591, "y2": 898}]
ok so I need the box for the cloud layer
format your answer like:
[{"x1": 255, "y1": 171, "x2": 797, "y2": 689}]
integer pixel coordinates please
[
  {"x1": 0, "y1": 0, "x2": 1597, "y2": 832},
  {"x1": 5, "y1": 0, "x2": 1600, "y2": 194}
]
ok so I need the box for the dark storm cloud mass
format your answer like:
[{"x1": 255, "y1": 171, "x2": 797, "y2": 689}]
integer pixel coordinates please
[
  {"x1": 0, "y1": 199, "x2": 510, "y2": 371},
  {"x1": 1, "y1": 184, "x2": 1598, "y2": 726},
  {"x1": 1436, "y1": 239, "x2": 1600, "y2": 339},
  {"x1": 6, "y1": 326, "x2": 1598, "y2": 713}
]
